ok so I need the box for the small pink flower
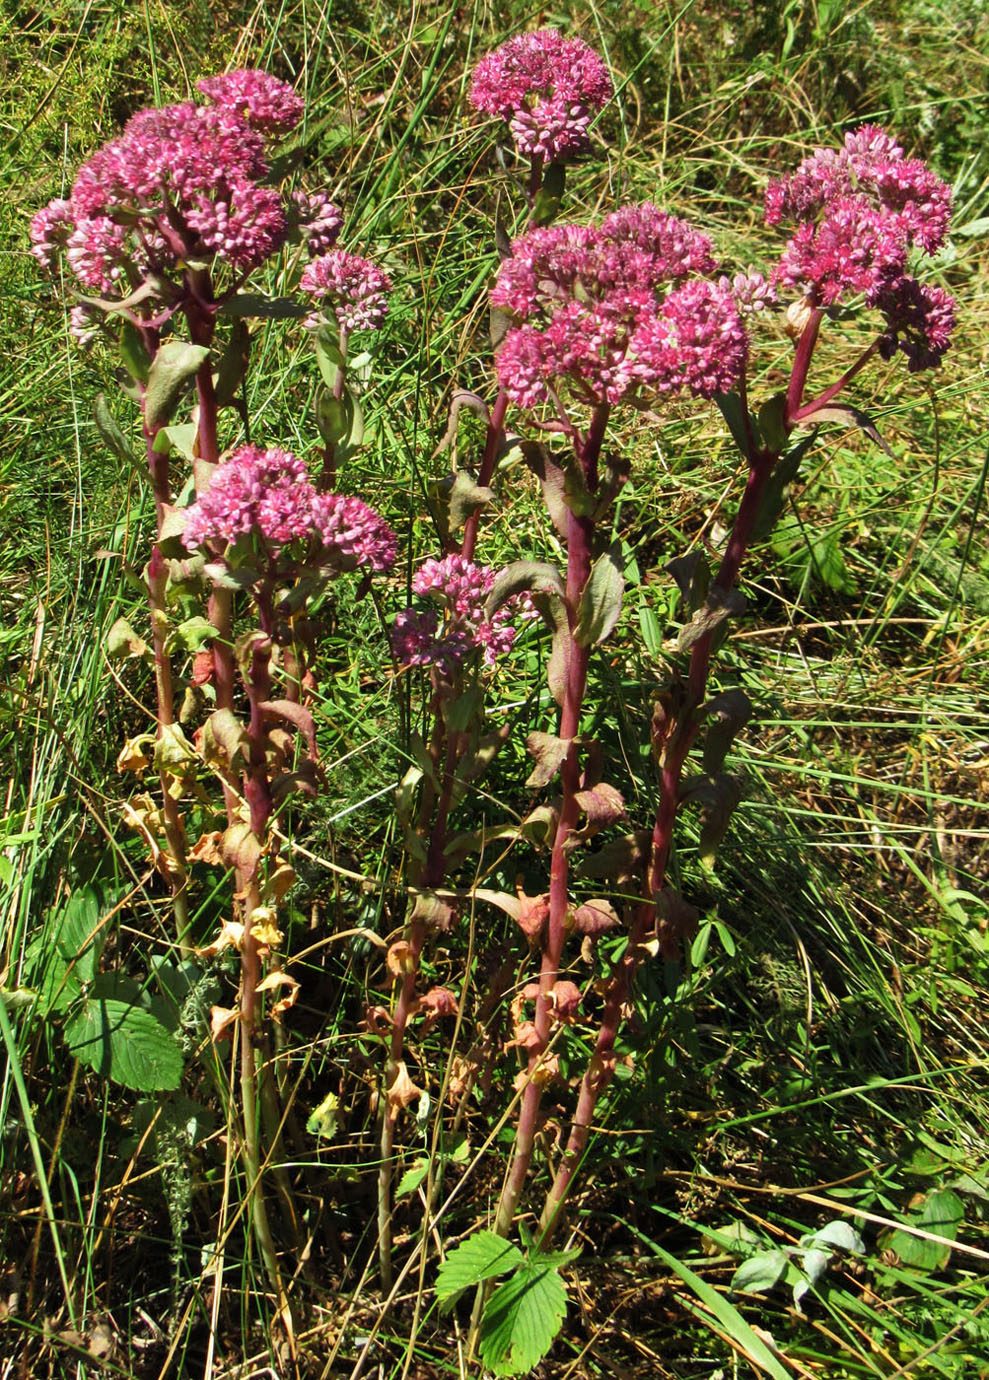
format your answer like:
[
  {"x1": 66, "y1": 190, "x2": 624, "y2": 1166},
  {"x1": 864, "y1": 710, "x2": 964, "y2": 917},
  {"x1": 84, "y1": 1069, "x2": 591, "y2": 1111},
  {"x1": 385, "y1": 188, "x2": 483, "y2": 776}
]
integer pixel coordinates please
[
  {"x1": 197, "y1": 70, "x2": 303, "y2": 134},
  {"x1": 29, "y1": 199, "x2": 75, "y2": 272},
  {"x1": 301, "y1": 250, "x2": 391, "y2": 333},
  {"x1": 185, "y1": 181, "x2": 287, "y2": 270},
  {"x1": 290, "y1": 190, "x2": 343, "y2": 255},
  {"x1": 310, "y1": 492, "x2": 397, "y2": 571},
  {"x1": 469, "y1": 29, "x2": 612, "y2": 163},
  {"x1": 766, "y1": 124, "x2": 953, "y2": 332},
  {"x1": 491, "y1": 208, "x2": 745, "y2": 408},
  {"x1": 871, "y1": 274, "x2": 956, "y2": 372}
]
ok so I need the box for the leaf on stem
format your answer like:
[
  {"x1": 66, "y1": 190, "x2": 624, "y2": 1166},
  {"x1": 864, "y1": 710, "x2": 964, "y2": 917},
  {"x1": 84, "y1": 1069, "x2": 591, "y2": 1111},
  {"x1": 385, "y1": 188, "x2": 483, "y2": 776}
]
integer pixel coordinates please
[
  {"x1": 143, "y1": 341, "x2": 210, "y2": 430},
  {"x1": 212, "y1": 319, "x2": 251, "y2": 407},
  {"x1": 94, "y1": 394, "x2": 140, "y2": 473},
  {"x1": 259, "y1": 699, "x2": 318, "y2": 761},
  {"x1": 579, "y1": 830, "x2": 651, "y2": 883},
  {"x1": 571, "y1": 898, "x2": 621, "y2": 935},
  {"x1": 105, "y1": 615, "x2": 151, "y2": 663},
  {"x1": 435, "y1": 1231, "x2": 524, "y2": 1306},
  {"x1": 796, "y1": 403, "x2": 894, "y2": 457},
  {"x1": 431, "y1": 389, "x2": 491, "y2": 460},
  {"x1": 525, "y1": 731, "x2": 572, "y2": 789},
  {"x1": 478, "y1": 1260, "x2": 568, "y2": 1376},
  {"x1": 119, "y1": 319, "x2": 151, "y2": 383},
  {"x1": 666, "y1": 551, "x2": 711, "y2": 614},
  {"x1": 65, "y1": 999, "x2": 183, "y2": 1092},
  {"x1": 575, "y1": 546, "x2": 625, "y2": 648},
  {"x1": 677, "y1": 587, "x2": 746, "y2": 653},
  {"x1": 680, "y1": 772, "x2": 745, "y2": 870},
  {"x1": 699, "y1": 688, "x2": 752, "y2": 774}
]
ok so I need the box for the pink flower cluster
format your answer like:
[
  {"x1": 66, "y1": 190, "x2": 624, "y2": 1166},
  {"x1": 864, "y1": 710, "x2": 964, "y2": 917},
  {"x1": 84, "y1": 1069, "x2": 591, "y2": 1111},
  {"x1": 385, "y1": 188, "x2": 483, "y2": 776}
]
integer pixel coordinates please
[
  {"x1": 391, "y1": 555, "x2": 525, "y2": 672},
  {"x1": 766, "y1": 125, "x2": 955, "y2": 368},
  {"x1": 29, "y1": 71, "x2": 332, "y2": 294},
  {"x1": 197, "y1": 69, "x2": 304, "y2": 133},
  {"x1": 469, "y1": 29, "x2": 612, "y2": 163},
  {"x1": 182, "y1": 445, "x2": 395, "y2": 570},
  {"x1": 301, "y1": 250, "x2": 392, "y2": 334},
  {"x1": 290, "y1": 190, "x2": 344, "y2": 256},
  {"x1": 491, "y1": 207, "x2": 747, "y2": 408}
]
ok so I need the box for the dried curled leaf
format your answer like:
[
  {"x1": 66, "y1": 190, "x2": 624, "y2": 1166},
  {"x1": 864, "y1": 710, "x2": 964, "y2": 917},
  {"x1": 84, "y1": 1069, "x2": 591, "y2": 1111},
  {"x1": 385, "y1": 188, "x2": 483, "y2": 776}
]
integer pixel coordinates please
[
  {"x1": 677, "y1": 587, "x2": 746, "y2": 653},
  {"x1": 256, "y1": 970, "x2": 300, "y2": 1021},
  {"x1": 525, "y1": 731, "x2": 572, "y2": 790},
  {"x1": 571, "y1": 898, "x2": 621, "y2": 935}
]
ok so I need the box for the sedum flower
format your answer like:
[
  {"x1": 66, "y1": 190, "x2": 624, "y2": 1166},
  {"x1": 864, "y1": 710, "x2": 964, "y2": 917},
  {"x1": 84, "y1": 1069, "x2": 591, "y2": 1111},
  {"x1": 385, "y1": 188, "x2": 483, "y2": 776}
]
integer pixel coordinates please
[
  {"x1": 182, "y1": 445, "x2": 396, "y2": 571},
  {"x1": 491, "y1": 207, "x2": 746, "y2": 408},
  {"x1": 183, "y1": 446, "x2": 314, "y2": 549},
  {"x1": 30, "y1": 72, "x2": 307, "y2": 298},
  {"x1": 290, "y1": 189, "x2": 343, "y2": 256},
  {"x1": 392, "y1": 555, "x2": 526, "y2": 672},
  {"x1": 301, "y1": 250, "x2": 392, "y2": 334},
  {"x1": 469, "y1": 29, "x2": 612, "y2": 163},
  {"x1": 310, "y1": 492, "x2": 397, "y2": 571},
  {"x1": 196, "y1": 69, "x2": 304, "y2": 134},
  {"x1": 766, "y1": 124, "x2": 955, "y2": 368}
]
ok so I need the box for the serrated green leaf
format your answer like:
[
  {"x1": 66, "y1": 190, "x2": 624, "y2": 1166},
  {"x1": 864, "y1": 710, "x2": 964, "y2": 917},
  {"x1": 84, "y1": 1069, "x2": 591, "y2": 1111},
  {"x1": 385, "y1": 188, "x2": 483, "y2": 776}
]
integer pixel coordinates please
[
  {"x1": 64, "y1": 999, "x2": 183, "y2": 1091},
  {"x1": 306, "y1": 1090, "x2": 340, "y2": 1140},
  {"x1": 435, "y1": 1231, "x2": 524, "y2": 1301},
  {"x1": 479, "y1": 1262, "x2": 567, "y2": 1376}
]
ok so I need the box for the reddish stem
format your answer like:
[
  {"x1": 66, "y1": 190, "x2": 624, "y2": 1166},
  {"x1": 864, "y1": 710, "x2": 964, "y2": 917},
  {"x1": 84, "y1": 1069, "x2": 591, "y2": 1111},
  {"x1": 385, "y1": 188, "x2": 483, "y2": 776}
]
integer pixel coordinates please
[
  {"x1": 494, "y1": 401, "x2": 609, "y2": 1238},
  {"x1": 461, "y1": 389, "x2": 510, "y2": 561}
]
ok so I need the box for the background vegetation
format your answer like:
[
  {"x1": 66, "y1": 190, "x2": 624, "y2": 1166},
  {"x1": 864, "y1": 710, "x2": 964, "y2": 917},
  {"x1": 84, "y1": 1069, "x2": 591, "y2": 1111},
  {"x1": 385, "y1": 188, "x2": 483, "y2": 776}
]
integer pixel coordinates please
[{"x1": 1, "y1": 0, "x2": 987, "y2": 1375}]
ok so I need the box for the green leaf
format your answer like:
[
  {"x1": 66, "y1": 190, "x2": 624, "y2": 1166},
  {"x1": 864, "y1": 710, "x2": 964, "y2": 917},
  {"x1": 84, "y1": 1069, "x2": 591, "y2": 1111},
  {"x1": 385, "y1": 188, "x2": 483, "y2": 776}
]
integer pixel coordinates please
[
  {"x1": 306, "y1": 1090, "x2": 340, "y2": 1140},
  {"x1": 700, "y1": 689, "x2": 752, "y2": 774},
  {"x1": 119, "y1": 319, "x2": 151, "y2": 383},
  {"x1": 485, "y1": 560, "x2": 566, "y2": 621},
  {"x1": 715, "y1": 390, "x2": 759, "y2": 459},
  {"x1": 144, "y1": 341, "x2": 209, "y2": 430},
  {"x1": 435, "y1": 1231, "x2": 524, "y2": 1301},
  {"x1": 798, "y1": 403, "x2": 893, "y2": 457},
  {"x1": 731, "y1": 1249, "x2": 789, "y2": 1294},
  {"x1": 479, "y1": 1262, "x2": 567, "y2": 1376},
  {"x1": 800, "y1": 1221, "x2": 865, "y2": 1255},
  {"x1": 881, "y1": 1189, "x2": 964, "y2": 1271},
  {"x1": 65, "y1": 999, "x2": 183, "y2": 1091},
  {"x1": 212, "y1": 320, "x2": 251, "y2": 407},
  {"x1": 531, "y1": 161, "x2": 566, "y2": 228},
  {"x1": 93, "y1": 394, "x2": 139, "y2": 473},
  {"x1": 575, "y1": 546, "x2": 625, "y2": 647},
  {"x1": 396, "y1": 1158, "x2": 429, "y2": 1198},
  {"x1": 164, "y1": 616, "x2": 220, "y2": 654},
  {"x1": 57, "y1": 884, "x2": 107, "y2": 984}
]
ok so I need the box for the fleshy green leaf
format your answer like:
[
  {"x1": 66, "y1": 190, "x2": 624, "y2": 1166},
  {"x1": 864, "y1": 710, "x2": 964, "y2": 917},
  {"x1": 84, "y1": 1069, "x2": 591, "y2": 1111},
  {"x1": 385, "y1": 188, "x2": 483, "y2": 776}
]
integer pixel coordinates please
[
  {"x1": 435, "y1": 1231, "x2": 524, "y2": 1302},
  {"x1": 65, "y1": 999, "x2": 183, "y2": 1091},
  {"x1": 119, "y1": 319, "x2": 151, "y2": 383},
  {"x1": 800, "y1": 1221, "x2": 865, "y2": 1255},
  {"x1": 212, "y1": 320, "x2": 251, "y2": 407},
  {"x1": 144, "y1": 341, "x2": 210, "y2": 430},
  {"x1": 575, "y1": 547, "x2": 625, "y2": 648},
  {"x1": 94, "y1": 394, "x2": 140, "y2": 473},
  {"x1": 880, "y1": 1189, "x2": 964, "y2": 1270},
  {"x1": 478, "y1": 1262, "x2": 567, "y2": 1376},
  {"x1": 731, "y1": 1249, "x2": 790, "y2": 1294}
]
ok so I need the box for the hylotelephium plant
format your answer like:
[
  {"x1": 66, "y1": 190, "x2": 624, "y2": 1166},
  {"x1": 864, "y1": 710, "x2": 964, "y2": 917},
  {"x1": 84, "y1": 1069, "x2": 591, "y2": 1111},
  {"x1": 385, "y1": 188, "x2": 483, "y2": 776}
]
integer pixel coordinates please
[
  {"x1": 415, "y1": 32, "x2": 956, "y2": 1373},
  {"x1": 30, "y1": 31, "x2": 957, "y2": 1376},
  {"x1": 31, "y1": 67, "x2": 396, "y2": 1336}
]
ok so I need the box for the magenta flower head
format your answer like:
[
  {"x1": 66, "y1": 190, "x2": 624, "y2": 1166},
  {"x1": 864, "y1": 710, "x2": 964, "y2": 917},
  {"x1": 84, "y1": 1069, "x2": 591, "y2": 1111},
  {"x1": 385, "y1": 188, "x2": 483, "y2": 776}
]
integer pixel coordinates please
[
  {"x1": 392, "y1": 555, "x2": 526, "y2": 673},
  {"x1": 469, "y1": 29, "x2": 612, "y2": 163},
  {"x1": 30, "y1": 71, "x2": 307, "y2": 302},
  {"x1": 183, "y1": 446, "x2": 315, "y2": 550},
  {"x1": 766, "y1": 125, "x2": 955, "y2": 368},
  {"x1": 311, "y1": 492, "x2": 397, "y2": 571},
  {"x1": 301, "y1": 250, "x2": 392, "y2": 335},
  {"x1": 197, "y1": 70, "x2": 304, "y2": 134},
  {"x1": 491, "y1": 206, "x2": 747, "y2": 409},
  {"x1": 182, "y1": 445, "x2": 396, "y2": 573}
]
